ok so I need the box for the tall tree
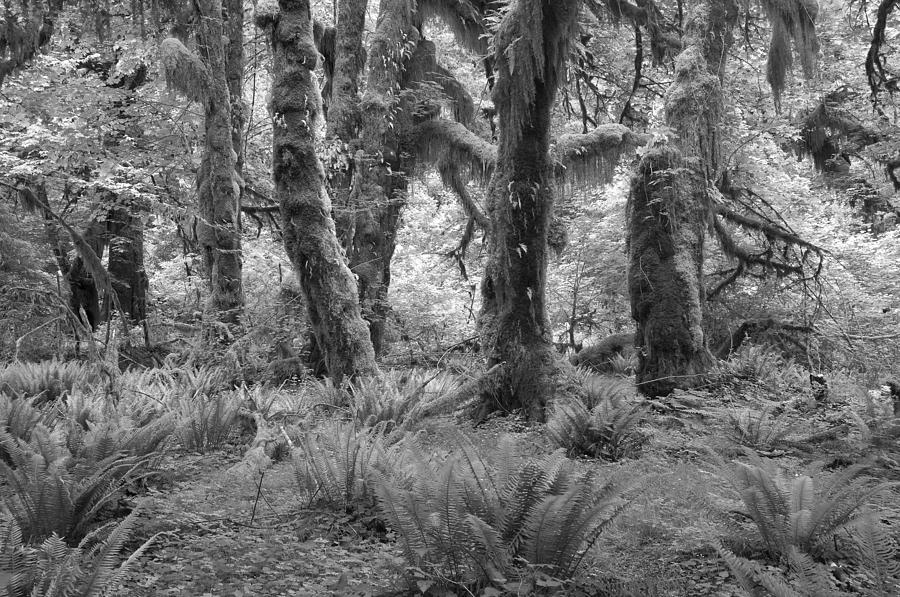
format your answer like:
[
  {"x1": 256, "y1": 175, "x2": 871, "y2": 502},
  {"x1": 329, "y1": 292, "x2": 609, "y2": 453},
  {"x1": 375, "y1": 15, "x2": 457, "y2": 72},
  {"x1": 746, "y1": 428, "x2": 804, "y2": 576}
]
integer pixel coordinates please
[
  {"x1": 626, "y1": 0, "x2": 821, "y2": 396},
  {"x1": 477, "y1": 0, "x2": 583, "y2": 421},
  {"x1": 256, "y1": 0, "x2": 378, "y2": 381},
  {"x1": 162, "y1": 0, "x2": 244, "y2": 331},
  {"x1": 626, "y1": 0, "x2": 737, "y2": 397}
]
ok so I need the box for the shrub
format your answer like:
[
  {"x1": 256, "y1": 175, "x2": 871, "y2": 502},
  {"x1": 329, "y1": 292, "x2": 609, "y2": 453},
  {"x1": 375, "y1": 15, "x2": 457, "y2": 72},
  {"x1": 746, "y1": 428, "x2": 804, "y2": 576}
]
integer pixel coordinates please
[
  {"x1": 546, "y1": 378, "x2": 647, "y2": 461},
  {"x1": 375, "y1": 436, "x2": 630, "y2": 593}
]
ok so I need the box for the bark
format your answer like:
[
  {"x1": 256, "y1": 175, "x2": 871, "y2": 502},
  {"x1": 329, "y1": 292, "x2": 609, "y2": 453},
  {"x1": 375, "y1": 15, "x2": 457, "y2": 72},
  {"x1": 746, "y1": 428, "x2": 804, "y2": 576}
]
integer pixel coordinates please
[
  {"x1": 345, "y1": 0, "x2": 416, "y2": 356},
  {"x1": 106, "y1": 204, "x2": 148, "y2": 322},
  {"x1": 258, "y1": 0, "x2": 378, "y2": 382},
  {"x1": 196, "y1": 0, "x2": 243, "y2": 325},
  {"x1": 224, "y1": 0, "x2": 244, "y2": 177},
  {"x1": 626, "y1": 0, "x2": 737, "y2": 396},
  {"x1": 477, "y1": 0, "x2": 581, "y2": 421}
]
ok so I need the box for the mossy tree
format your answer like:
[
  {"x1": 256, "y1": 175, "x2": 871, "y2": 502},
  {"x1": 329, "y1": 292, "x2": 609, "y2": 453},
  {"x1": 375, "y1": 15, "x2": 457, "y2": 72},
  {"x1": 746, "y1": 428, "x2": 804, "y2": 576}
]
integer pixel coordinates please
[
  {"x1": 627, "y1": 0, "x2": 823, "y2": 397},
  {"x1": 256, "y1": 0, "x2": 378, "y2": 382},
  {"x1": 475, "y1": 0, "x2": 584, "y2": 421},
  {"x1": 161, "y1": 0, "x2": 244, "y2": 332}
]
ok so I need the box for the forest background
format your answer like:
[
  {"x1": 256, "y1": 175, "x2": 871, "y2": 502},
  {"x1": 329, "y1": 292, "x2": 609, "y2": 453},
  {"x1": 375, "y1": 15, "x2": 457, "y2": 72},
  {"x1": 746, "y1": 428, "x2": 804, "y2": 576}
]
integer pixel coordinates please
[{"x1": 1, "y1": 0, "x2": 900, "y2": 595}]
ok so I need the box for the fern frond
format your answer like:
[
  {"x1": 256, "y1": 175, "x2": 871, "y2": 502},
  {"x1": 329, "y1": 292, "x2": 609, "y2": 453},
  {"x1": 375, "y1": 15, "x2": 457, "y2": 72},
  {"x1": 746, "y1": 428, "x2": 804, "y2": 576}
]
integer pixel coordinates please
[
  {"x1": 718, "y1": 543, "x2": 804, "y2": 597},
  {"x1": 849, "y1": 513, "x2": 900, "y2": 596}
]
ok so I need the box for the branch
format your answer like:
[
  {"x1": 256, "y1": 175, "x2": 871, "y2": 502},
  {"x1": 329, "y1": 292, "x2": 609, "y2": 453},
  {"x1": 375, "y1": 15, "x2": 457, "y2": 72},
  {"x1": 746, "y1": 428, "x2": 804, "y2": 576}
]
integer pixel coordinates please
[
  {"x1": 412, "y1": 118, "x2": 497, "y2": 183},
  {"x1": 552, "y1": 124, "x2": 650, "y2": 187},
  {"x1": 866, "y1": 0, "x2": 900, "y2": 103},
  {"x1": 714, "y1": 204, "x2": 823, "y2": 253}
]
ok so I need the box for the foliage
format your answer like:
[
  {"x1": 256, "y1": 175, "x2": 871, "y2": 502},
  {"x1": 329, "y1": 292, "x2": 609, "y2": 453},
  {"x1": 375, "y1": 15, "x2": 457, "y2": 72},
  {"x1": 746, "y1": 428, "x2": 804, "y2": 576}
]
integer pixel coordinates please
[
  {"x1": 546, "y1": 377, "x2": 647, "y2": 461},
  {"x1": 726, "y1": 453, "x2": 890, "y2": 561},
  {"x1": 726, "y1": 405, "x2": 795, "y2": 451},
  {"x1": 173, "y1": 391, "x2": 239, "y2": 454},
  {"x1": 0, "y1": 428, "x2": 151, "y2": 545},
  {"x1": 718, "y1": 543, "x2": 845, "y2": 597},
  {"x1": 714, "y1": 345, "x2": 806, "y2": 391},
  {"x1": 290, "y1": 420, "x2": 389, "y2": 512},
  {"x1": 375, "y1": 436, "x2": 630, "y2": 592},
  {"x1": 847, "y1": 512, "x2": 900, "y2": 596},
  {"x1": 351, "y1": 369, "x2": 462, "y2": 434},
  {"x1": 0, "y1": 512, "x2": 156, "y2": 597},
  {"x1": 0, "y1": 361, "x2": 97, "y2": 406}
]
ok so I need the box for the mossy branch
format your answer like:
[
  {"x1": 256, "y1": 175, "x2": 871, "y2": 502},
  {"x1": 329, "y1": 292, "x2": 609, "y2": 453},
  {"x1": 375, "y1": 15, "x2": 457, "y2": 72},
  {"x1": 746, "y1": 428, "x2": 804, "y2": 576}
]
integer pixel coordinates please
[
  {"x1": 160, "y1": 37, "x2": 212, "y2": 104},
  {"x1": 413, "y1": 118, "x2": 497, "y2": 184},
  {"x1": 417, "y1": 0, "x2": 490, "y2": 54},
  {"x1": 553, "y1": 124, "x2": 649, "y2": 188}
]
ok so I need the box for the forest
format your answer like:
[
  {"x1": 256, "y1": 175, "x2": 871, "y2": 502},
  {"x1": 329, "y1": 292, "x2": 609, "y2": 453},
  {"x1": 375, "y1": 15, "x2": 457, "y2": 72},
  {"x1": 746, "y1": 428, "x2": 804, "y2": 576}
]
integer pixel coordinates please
[{"x1": 0, "y1": 0, "x2": 899, "y2": 595}]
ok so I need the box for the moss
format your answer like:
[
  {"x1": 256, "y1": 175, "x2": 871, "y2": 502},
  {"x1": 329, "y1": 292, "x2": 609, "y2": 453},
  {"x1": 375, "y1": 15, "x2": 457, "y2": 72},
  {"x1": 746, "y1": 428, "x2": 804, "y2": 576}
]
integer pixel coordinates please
[
  {"x1": 254, "y1": 0, "x2": 280, "y2": 28},
  {"x1": 159, "y1": 37, "x2": 211, "y2": 104},
  {"x1": 554, "y1": 124, "x2": 649, "y2": 188}
]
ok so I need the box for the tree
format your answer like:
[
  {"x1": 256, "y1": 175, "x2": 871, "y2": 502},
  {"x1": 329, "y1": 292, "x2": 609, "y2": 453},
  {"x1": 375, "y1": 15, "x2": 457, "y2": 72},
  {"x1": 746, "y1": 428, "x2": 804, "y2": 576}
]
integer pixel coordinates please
[
  {"x1": 476, "y1": 0, "x2": 584, "y2": 421},
  {"x1": 162, "y1": 0, "x2": 244, "y2": 331},
  {"x1": 627, "y1": 0, "x2": 823, "y2": 396},
  {"x1": 256, "y1": 0, "x2": 378, "y2": 382}
]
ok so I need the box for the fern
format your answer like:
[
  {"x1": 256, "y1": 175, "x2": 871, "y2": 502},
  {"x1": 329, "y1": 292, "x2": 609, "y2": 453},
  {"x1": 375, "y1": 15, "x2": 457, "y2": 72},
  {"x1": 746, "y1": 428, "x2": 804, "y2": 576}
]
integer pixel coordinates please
[
  {"x1": 728, "y1": 453, "x2": 890, "y2": 562},
  {"x1": 727, "y1": 405, "x2": 795, "y2": 451},
  {"x1": 375, "y1": 434, "x2": 629, "y2": 592},
  {"x1": 1, "y1": 512, "x2": 157, "y2": 597},
  {"x1": 0, "y1": 432, "x2": 150, "y2": 545},
  {"x1": 848, "y1": 512, "x2": 900, "y2": 596},
  {"x1": 291, "y1": 420, "x2": 389, "y2": 512},
  {"x1": 174, "y1": 391, "x2": 239, "y2": 453},
  {"x1": 546, "y1": 388, "x2": 647, "y2": 461},
  {"x1": 0, "y1": 360, "x2": 96, "y2": 406}
]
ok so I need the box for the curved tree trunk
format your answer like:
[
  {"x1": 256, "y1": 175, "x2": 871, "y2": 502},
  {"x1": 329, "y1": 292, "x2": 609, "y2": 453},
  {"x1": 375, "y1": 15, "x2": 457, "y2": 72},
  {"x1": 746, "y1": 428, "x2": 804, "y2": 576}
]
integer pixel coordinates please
[
  {"x1": 626, "y1": 0, "x2": 737, "y2": 396},
  {"x1": 196, "y1": 0, "x2": 243, "y2": 327},
  {"x1": 478, "y1": 0, "x2": 582, "y2": 421},
  {"x1": 258, "y1": 0, "x2": 378, "y2": 382}
]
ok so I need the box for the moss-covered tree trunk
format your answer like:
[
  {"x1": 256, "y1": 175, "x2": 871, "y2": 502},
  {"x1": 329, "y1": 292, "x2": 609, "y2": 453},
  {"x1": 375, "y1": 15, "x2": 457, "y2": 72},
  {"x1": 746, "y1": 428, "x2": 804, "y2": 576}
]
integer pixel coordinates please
[
  {"x1": 257, "y1": 0, "x2": 378, "y2": 381},
  {"x1": 345, "y1": 0, "x2": 416, "y2": 356},
  {"x1": 106, "y1": 204, "x2": 148, "y2": 322},
  {"x1": 196, "y1": 0, "x2": 243, "y2": 326},
  {"x1": 626, "y1": 0, "x2": 737, "y2": 396},
  {"x1": 224, "y1": 0, "x2": 244, "y2": 177},
  {"x1": 478, "y1": 0, "x2": 581, "y2": 421}
]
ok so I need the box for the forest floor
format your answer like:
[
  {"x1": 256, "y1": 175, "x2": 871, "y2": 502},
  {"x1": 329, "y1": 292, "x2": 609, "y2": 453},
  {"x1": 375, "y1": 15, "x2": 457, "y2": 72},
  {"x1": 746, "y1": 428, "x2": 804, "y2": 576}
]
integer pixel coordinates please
[{"x1": 114, "y1": 375, "x2": 900, "y2": 597}]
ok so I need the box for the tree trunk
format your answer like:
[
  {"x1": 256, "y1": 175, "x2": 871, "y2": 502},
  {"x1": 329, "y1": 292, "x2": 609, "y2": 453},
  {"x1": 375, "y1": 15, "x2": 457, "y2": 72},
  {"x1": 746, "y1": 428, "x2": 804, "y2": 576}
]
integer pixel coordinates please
[
  {"x1": 478, "y1": 0, "x2": 582, "y2": 421},
  {"x1": 196, "y1": 0, "x2": 243, "y2": 327},
  {"x1": 626, "y1": 0, "x2": 737, "y2": 396},
  {"x1": 345, "y1": 0, "x2": 416, "y2": 356},
  {"x1": 258, "y1": 0, "x2": 378, "y2": 382},
  {"x1": 106, "y1": 205, "x2": 148, "y2": 322},
  {"x1": 224, "y1": 0, "x2": 244, "y2": 177}
]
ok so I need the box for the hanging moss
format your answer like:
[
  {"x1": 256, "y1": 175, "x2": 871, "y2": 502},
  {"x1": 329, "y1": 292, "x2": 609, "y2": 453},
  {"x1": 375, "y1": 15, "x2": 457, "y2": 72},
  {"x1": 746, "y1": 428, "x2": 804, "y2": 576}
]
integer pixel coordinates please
[
  {"x1": 761, "y1": 0, "x2": 819, "y2": 106},
  {"x1": 413, "y1": 118, "x2": 496, "y2": 183},
  {"x1": 160, "y1": 37, "x2": 211, "y2": 104},
  {"x1": 553, "y1": 124, "x2": 649, "y2": 188},
  {"x1": 417, "y1": 0, "x2": 489, "y2": 54}
]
